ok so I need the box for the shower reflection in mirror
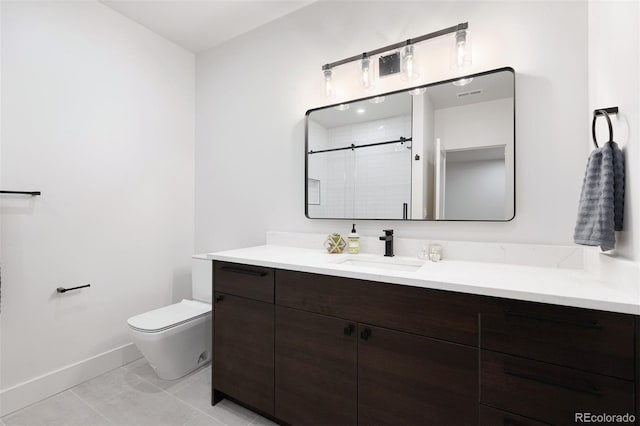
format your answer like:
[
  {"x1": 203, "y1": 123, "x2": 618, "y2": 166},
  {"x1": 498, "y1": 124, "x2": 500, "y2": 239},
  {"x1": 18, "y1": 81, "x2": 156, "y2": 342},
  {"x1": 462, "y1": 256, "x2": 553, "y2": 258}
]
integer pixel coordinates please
[{"x1": 305, "y1": 68, "x2": 514, "y2": 221}]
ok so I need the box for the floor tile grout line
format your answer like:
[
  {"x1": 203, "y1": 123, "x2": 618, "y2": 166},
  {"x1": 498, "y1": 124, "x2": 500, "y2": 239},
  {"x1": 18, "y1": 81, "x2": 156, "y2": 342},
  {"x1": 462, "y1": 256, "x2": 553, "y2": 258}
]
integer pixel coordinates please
[
  {"x1": 70, "y1": 368, "x2": 146, "y2": 409},
  {"x1": 153, "y1": 378, "x2": 228, "y2": 426},
  {"x1": 164, "y1": 364, "x2": 212, "y2": 396},
  {"x1": 0, "y1": 387, "x2": 72, "y2": 422},
  {"x1": 68, "y1": 389, "x2": 116, "y2": 425}
]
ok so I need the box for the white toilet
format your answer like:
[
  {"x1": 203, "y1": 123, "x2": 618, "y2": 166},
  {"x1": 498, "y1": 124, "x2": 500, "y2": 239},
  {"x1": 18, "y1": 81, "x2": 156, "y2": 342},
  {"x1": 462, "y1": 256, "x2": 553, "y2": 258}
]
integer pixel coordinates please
[{"x1": 127, "y1": 256, "x2": 212, "y2": 380}]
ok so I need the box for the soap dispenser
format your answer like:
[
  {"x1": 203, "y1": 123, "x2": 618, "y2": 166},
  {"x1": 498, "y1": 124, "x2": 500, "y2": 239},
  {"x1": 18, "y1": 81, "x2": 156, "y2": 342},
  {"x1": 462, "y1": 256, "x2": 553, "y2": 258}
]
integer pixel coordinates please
[{"x1": 347, "y1": 224, "x2": 360, "y2": 254}]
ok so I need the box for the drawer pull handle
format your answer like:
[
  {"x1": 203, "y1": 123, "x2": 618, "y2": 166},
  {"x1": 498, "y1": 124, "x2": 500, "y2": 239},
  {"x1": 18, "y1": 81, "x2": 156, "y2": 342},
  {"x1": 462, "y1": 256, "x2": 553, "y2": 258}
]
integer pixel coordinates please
[
  {"x1": 504, "y1": 367, "x2": 602, "y2": 396},
  {"x1": 344, "y1": 324, "x2": 355, "y2": 336},
  {"x1": 215, "y1": 295, "x2": 225, "y2": 303},
  {"x1": 360, "y1": 328, "x2": 371, "y2": 341},
  {"x1": 220, "y1": 266, "x2": 268, "y2": 277},
  {"x1": 505, "y1": 310, "x2": 601, "y2": 329}
]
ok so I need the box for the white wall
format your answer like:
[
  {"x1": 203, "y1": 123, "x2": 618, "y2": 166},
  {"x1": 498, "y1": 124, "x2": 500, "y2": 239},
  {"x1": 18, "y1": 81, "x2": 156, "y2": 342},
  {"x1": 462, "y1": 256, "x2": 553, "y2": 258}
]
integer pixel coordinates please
[
  {"x1": 588, "y1": 0, "x2": 639, "y2": 261},
  {"x1": 0, "y1": 0, "x2": 195, "y2": 410},
  {"x1": 435, "y1": 97, "x2": 514, "y2": 219},
  {"x1": 445, "y1": 159, "x2": 506, "y2": 220},
  {"x1": 195, "y1": 0, "x2": 589, "y2": 253}
]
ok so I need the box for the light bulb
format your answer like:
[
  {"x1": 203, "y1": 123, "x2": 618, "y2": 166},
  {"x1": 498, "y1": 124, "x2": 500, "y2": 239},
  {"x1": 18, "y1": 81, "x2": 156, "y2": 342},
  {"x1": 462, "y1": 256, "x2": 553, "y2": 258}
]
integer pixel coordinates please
[
  {"x1": 402, "y1": 44, "x2": 418, "y2": 80},
  {"x1": 450, "y1": 30, "x2": 472, "y2": 70},
  {"x1": 323, "y1": 68, "x2": 333, "y2": 98},
  {"x1": 361, "y1": 55, "x2": 373, "y2": 89}
]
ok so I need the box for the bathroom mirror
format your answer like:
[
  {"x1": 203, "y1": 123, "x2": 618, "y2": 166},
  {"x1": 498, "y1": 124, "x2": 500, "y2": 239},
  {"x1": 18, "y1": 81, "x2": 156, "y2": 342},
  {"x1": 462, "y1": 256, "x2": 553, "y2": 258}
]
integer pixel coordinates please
[{"x1": 305, "y1": 67, "x2": 515, "y2": 221}]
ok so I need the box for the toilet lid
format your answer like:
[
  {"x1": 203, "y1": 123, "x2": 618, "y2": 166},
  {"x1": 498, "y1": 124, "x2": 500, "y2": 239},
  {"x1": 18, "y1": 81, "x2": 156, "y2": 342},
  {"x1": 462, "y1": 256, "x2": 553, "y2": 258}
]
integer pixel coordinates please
[{"x1": 127, "y1": 299, "x2": 211, "y2": 333}]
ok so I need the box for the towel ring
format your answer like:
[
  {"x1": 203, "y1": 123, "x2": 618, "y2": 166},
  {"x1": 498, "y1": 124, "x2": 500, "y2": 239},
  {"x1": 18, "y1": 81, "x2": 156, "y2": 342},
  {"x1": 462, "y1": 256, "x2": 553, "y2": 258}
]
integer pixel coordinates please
[{"x1": 592, "y1": 109, "x2": 614, "y2": 148}]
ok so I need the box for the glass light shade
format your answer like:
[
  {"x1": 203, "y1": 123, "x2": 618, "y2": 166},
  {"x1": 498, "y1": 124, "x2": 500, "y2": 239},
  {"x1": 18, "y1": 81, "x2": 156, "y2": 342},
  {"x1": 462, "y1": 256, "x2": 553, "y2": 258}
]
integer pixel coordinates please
[
  {"x1": 323, "y1": 68, "x2": 334, "y2": 98},
  {"x1": 361, "y1": 56, "x2": 374, "y2": 89},
  {"x1": 402, "y1": 44, "x2": 419, "y2": 80},
  {"x1": 450, "y1": 30, "x2": 472, "y2": 70}
]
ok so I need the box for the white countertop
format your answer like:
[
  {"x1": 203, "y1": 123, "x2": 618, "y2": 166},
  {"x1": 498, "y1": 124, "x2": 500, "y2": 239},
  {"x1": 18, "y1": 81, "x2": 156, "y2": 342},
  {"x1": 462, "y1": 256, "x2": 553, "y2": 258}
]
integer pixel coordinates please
[{"x1": 208, "y1": 245, "x2": 640, "y2": 315}]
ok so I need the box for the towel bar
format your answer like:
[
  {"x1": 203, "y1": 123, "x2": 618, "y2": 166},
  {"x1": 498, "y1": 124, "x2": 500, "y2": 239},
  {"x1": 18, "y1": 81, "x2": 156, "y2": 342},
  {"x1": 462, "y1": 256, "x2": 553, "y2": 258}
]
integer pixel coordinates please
[{"x1": 0, "y1": 190, "x2": 41, "y2": 196}]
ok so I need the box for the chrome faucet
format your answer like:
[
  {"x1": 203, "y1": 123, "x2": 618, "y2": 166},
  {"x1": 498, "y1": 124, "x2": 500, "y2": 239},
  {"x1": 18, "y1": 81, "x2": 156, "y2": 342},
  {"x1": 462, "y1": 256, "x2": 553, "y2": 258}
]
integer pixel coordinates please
[{"x1": 379, "y1": 229, "x2": 394, "y2": 257}]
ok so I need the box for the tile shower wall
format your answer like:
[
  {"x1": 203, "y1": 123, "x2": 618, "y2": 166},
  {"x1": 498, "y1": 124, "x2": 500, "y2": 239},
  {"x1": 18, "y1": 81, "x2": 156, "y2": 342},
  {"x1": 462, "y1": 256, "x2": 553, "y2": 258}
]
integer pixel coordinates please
[{"x1": 308, "y1": 115, "x2": 411, "y2": 219}]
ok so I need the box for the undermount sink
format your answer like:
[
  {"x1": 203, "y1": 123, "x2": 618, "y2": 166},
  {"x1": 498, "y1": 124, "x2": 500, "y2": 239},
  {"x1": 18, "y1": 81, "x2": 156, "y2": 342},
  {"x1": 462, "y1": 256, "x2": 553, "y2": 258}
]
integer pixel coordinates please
[{"x1": 333, "y1": 255, "x2": 425, "y2": 272}]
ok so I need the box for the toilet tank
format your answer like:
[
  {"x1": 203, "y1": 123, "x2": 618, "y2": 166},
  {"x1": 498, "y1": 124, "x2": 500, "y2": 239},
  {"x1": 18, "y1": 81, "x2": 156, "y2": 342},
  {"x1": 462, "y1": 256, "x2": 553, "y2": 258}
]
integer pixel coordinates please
[{"x1": 192, "y1": 255, "x2": 213, "y2": 303}]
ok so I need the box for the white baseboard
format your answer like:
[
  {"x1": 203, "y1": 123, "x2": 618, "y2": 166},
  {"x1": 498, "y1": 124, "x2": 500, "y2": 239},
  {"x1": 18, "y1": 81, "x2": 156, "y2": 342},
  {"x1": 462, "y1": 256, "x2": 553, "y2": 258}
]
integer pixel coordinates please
[{"x1": 0, "y1": 343, "x2": 142, "y2": 417}]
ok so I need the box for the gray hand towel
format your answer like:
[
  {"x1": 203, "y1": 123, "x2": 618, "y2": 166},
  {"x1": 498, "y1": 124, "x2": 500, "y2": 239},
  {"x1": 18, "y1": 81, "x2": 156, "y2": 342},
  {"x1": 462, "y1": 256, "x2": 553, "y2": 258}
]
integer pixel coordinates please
[{"x1": 574, "y1": 141, "x2": 625, "y2": 251}]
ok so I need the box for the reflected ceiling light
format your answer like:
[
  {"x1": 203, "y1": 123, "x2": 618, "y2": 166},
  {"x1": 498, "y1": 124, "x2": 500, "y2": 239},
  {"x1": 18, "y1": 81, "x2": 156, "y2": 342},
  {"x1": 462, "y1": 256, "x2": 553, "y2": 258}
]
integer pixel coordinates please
[
  {"x1": 452, "y1": 77, "x2": 474, "y2": 86},
  {"x1": 356, "y1": 108, "x2": 365, "y2": 114},
  {"x1": 334, "y1": 104, "x2": 349, "y2": 111},
  {"x1": 408, "y1": 88, "x2": 426, "y2": 96},
  {"x1": 321, "y1": 22, "x2": 470, "y2": 98},
  {"x1": 369, "y1": 96, "x2": 386, "y2": 104}
]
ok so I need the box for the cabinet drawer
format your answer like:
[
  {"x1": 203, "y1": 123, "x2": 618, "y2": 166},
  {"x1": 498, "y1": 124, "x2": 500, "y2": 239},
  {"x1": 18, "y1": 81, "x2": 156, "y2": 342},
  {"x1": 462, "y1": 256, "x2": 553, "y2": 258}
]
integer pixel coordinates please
[
  {"x1": 214, "y1": 261, "x2": 274, "y2": 303},
  {"x1": 479, "y1": 405, "x2": 550, "y2": 426},
  {"x1": 482, "y1": 299, "x2": 635, "y2": 379},
  {"x1": 480, "y1": 351, "x2": 634, "y2": 425},
  {"x1": 276, "y1": 270, "x2": 479, "y2": 345}
]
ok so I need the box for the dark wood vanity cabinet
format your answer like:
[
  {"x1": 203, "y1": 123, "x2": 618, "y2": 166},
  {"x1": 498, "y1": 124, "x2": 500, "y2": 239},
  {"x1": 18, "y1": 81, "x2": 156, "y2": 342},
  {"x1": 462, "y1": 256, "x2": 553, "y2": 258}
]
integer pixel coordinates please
[
  {"x1": 212, "y1": 263, "x2": 275, "y2": 417},
  {"x1": 274, "y1": 306, "x2": 357, "y2": 425},
  {"x1": 358, "y1": 324, "x2": 477, "y2": 426},
  {"x1": 275, "y1": 270, "x2": 480, "y2": 426},
  {"x1": 480, "y1": 299, "x2": 637, "y2": 425},
  {"x1": 212, "y1": 261, "x2": 638, "y2": 426}
]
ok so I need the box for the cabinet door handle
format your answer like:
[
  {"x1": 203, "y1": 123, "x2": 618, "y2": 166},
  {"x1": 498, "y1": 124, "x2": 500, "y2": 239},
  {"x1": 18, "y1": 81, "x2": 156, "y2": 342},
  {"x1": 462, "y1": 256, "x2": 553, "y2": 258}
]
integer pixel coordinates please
[
  {"x1": 219, "y1": 266, "x2": 267, "y2": 277},
  {"x1": 343, "y1": 324, "x2": 355, "y2": 336},
  {"x1": 215, "y1": 295, "x2": 225, "y2": 303},
  {"x1": 505, "y1": 310, "x2": 601, "y2": 329},
  {"x1": 504, "y1": 367, "x2": 602, "y2": 396},
  {"x1": 360, "y1": 328, "x2": 371, "y2": 341}
]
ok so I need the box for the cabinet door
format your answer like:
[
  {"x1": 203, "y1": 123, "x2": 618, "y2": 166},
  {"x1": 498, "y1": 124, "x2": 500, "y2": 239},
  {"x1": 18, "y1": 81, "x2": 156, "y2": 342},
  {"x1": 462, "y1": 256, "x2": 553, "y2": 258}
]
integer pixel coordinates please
[
  {"x1": 214, "y1": 293, "x2": 274, "y2": 416},
  {"x1": 275, "y1": 306, "x2": 357, "y2": 425},
  {"x1": 358, "y1": 324, "x2": 478, "y2": 426}
]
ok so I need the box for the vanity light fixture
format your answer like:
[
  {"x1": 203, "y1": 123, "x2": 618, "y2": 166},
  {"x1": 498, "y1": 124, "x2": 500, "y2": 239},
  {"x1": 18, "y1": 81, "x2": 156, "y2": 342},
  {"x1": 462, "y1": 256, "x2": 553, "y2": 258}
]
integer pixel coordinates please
[
  {"x1": 402, "y1": 43, "x2": 418, "y2": 81},
  {"x1": 361, "y1": 54, "x2": 374, "y2": 89},
  {"x1": 451, "y1": 28, "x2": 471, "y2": 70},
  {"x1": 334, "y1": 103, "x2": 350, "y2": 111},
  {"x1": 369, "y1": 96, "x2": 386, "y2": 104},
  {"x1": 323, "y1": 67, "x2": 334, "y2": 98},
  {"x1": 322, "y1": 22, "x2": 469, "y2": 98}
]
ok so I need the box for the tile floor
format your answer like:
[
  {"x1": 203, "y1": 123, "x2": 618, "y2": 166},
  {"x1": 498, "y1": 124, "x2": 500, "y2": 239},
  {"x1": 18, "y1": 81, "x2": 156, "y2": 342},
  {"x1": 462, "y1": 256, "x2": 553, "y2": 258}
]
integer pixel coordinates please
[{"x1": 1, "y1": 358, "x2": 277, "y2": 426}]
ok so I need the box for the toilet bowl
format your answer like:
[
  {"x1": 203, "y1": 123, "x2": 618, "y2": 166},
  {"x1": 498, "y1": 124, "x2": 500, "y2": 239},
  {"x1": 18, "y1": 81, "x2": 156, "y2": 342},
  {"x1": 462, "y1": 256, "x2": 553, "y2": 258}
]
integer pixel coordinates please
[{"x1": 127, "y1": 256, "x2": 213, "y2": 380}]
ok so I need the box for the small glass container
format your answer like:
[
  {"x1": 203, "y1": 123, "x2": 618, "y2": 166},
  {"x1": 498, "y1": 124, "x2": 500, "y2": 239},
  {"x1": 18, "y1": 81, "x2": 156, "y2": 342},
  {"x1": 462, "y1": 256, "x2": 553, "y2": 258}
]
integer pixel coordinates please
[{"x1": 429, "y1": 244, "x2": 443, "y2": 262}]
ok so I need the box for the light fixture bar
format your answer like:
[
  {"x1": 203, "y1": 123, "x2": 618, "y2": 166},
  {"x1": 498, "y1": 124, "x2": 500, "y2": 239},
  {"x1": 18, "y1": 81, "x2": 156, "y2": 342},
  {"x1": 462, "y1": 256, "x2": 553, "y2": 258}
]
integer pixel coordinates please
[{"x1": 322, "y1": 22, "x2": 468, "y2": 71}]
